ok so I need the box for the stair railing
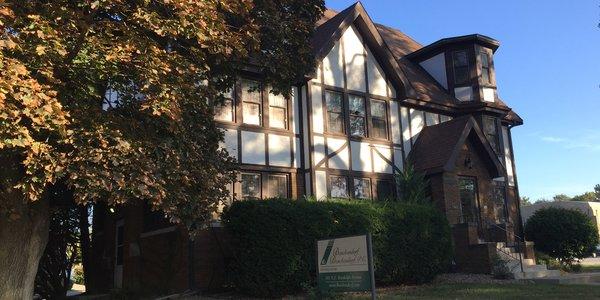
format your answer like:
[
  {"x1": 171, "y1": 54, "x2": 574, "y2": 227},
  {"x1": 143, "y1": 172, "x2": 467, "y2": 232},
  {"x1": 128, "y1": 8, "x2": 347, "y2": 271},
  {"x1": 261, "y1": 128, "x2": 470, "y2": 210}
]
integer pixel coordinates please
[{"x1": 486, "y1": 221, "x2": 524, "y2": 273}]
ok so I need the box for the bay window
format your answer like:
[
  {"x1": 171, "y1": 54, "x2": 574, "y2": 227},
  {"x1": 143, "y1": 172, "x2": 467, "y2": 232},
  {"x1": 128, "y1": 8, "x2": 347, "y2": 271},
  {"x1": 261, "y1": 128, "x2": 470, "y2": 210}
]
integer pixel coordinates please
[{"x1": 480, "y1": 52, "x2": 491, "y2": 85}]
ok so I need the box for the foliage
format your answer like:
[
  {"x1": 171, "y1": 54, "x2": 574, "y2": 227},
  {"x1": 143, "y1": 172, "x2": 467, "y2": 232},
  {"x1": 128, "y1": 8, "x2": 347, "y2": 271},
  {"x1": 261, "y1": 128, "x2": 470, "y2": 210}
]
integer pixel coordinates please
[
  {"x1": 553, "y1": 194, "x2": 571, "y2": 202},
  {"x1": 535, "y1": 252, "x2": 561, "y2": 270},
  {"x1": 520, "y1": 196, "x2": 532, "y2": 206},
  {"x1": 395, "y1": 164, "x2": 430, "y2": 203},
  {"x1": 0, "y1": 0, "x2": 323, "y2": 229},
  {"x1": 525, "y1": 207, "x2": 599, "y2": 265},
  {"x1": 222, "y1": 199, "x2": 452, "y2": 298},
  {"x1": 34, "y1": 184, "x2": 80, "y2": 299},
  {"x1": 72, "y1": 264, "x2": 84, "y2": 285},
  {"x1": 572, "y1": 192, "x2": 598, "y2": 202}
]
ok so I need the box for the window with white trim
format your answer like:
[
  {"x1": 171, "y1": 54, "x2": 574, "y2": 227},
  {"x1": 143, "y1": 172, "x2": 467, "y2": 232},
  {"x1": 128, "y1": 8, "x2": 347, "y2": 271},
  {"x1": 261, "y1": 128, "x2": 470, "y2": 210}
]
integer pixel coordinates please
[
  {"x1": 269, "y1": 93, "x2": 288, "y2": 129},
  {"x1": 241, "y1": 80, "x2": 262, "y2": 125}
]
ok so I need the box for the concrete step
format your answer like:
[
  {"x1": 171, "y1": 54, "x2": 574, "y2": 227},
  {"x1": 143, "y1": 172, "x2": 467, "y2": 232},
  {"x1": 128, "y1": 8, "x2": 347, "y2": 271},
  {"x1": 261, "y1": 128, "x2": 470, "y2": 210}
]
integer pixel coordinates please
[{"x1": 513, "y1": 269, "x2": 561, "y2": 279}]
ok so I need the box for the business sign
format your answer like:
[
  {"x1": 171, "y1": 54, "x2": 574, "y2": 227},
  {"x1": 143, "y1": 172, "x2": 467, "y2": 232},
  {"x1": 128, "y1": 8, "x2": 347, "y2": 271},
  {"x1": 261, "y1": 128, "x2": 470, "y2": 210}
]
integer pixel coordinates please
[{"x1": 317, "y1": 234, "x2": 375, "y2": 297}]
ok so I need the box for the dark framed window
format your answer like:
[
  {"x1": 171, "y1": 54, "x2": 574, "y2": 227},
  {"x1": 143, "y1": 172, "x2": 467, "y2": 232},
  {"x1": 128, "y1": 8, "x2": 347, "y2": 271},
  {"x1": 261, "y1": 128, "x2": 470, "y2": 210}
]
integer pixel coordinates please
[
  {"x1": 452, "y1": 50, "x2": 470, "y2": 85},
  {"x1": 348, "y1": 95, "x2": 366, "y2": 137},
  {"x1": 480, "y1": 52, "x2": 491, "y2": 85},
  {"x1": 492, "y1": 180, "x2": 507, "y2": 223},
  {"x1": 370, "y1": 99, "x2": 388, "y2": 139},
  {"x1": 483, "y1": 116, "x2": 500, "y2": 154},
  {"x1": 268, "y1": 174, "x2": 288, "y2": 198},
  {"x1": 353, "y1": 178, "x2": 371, "y2": 199},
  {"x1": 214, "y1": 87, "x2": 235, "y2": 122},
  {"x1": 241, "y1": 172, "x2": 262, "y2": 200},
  {"x1": 269, "y1": 93, "x2": 288, "y2": 129},
  {"x1": 325, "y1": 90, "x2": 345, "y2": 133},
  {"x1": 115, "y1": 222, "x2": 124, "y2": 266},
  {"x1": 458, "y1": 177, "x2": 479, "y2": 223},
  {"x1": 329, "y1": 175, "x2": 348, "y2": 198},
  {"x1": 376, "y1": 180, "x2": 395, "y2": 201},
  {"x1": 241, "y1": 80, "x2": 262, "y2": 125}
]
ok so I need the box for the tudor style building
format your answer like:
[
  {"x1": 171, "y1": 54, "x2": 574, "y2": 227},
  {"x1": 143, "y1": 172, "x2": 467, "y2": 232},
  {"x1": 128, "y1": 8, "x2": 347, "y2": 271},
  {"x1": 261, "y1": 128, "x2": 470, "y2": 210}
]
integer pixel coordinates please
[{"x1": 89, "y1": 3, "x2": 549, "y2": 294}]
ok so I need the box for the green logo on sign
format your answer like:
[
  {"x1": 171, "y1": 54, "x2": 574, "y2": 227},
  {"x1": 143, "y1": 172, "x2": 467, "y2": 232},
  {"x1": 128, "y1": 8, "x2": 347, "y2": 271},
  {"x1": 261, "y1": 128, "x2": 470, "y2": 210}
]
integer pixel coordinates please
[{"x1": 320, "y1": 239, "x2": 334, "y2": 265}]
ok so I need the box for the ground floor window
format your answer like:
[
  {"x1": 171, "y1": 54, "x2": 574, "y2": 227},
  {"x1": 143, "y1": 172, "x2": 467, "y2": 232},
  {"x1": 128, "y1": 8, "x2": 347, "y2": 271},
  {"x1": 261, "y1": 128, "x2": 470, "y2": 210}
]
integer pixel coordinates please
[
  {"x1": 458, "y1": 177, "x2": 479, "y2": 223},
  {"x1": 330, "y1": 175, "x2": 349, "y2": 198},
  {"x1": 268, "y1": 174, "x2": 289, "y2": 199},
  {"x1": 492, "y1": 180, "x2": 507, "y2": 223},
  {"x1": 327, "y1": 174, "x2": 395, "y2": 200},
  {"x1": 239, "y1": 171, "x2": 291, "y2": 200},
  {"x1": 241, "y1": 172, "x2": 262, "y2": 200}
]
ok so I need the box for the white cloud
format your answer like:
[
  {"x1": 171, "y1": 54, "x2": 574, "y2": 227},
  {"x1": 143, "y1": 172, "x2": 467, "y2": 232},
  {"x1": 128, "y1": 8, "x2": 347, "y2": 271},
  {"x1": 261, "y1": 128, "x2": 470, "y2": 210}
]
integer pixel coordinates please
[{"x1": 541, "y1": 136, "x2": 565, "y2": 143}]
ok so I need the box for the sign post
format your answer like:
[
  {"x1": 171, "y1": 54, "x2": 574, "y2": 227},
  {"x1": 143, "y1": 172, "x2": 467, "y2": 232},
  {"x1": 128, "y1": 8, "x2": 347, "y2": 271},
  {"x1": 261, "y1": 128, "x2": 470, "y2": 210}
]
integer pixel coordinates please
[{"x1": 316, "y1": 234, "x2": 376, "y2": 298}]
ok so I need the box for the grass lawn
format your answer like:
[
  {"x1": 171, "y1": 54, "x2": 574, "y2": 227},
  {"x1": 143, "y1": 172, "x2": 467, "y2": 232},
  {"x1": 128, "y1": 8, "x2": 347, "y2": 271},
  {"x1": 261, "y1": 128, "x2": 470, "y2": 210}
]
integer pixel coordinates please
[
  {"x1": 349, "y1": 283, "x2": 600, "y2": 299},
  {"x1": 581, "y1": 265, "x2": 600, "y2": 273}
]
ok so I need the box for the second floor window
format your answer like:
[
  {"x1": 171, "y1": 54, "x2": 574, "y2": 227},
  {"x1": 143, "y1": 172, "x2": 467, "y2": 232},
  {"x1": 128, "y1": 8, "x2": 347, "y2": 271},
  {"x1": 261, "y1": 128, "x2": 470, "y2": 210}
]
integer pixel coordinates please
[
  {"x1": 480, "y1": 52, "x2": 491, "y2": 85},
  {"x1": 326, "y1": 91, "x2": 345, "y2": 133},
  {"x1": 370, "y1": 99, "x2": 388, "y2": 139},
  {"x1": 269, "y1": 94, "x2": 287, "y2": 129},
  {"x1": 483, "y1": 117, "x2": 500, "y2": 154},
  {"x1": 452, "y1": 50, "x2": 470, "y2": 85},
  {"x1": 348, "y1": 95, "x2": 366, "y2": 137},
  {"x1": 214, "y1": 88, "x2": 235, "y2": 122},
  {"x1": 242, "y1": 80, "x2": 262, "y2": 125}
]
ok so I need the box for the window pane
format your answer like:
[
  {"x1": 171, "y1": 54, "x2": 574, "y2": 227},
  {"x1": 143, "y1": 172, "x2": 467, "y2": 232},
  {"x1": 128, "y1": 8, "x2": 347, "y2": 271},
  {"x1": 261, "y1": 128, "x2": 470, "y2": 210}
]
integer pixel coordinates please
[
  {"x1": 325, "y1": 91, "x2": 343, "y2": 113},
  {"x1": 215, "y1": 99, "x2": 234, "y2": 122},
  {"x1": 483, "y1": 117, "x2": 499, "y2": 152},
  {"x1": 348, "y1": 95, "x2": 365, "y2": 116},
  {"x1": 270, "y1": 93, "x2": 286, "y2": 107},
  {"x1": 241, "y1": 173, "x2": 261, "y2": 200},
  {"x1": 492, "y1": 181, "x2": 507, "y2": 223},
  {"x1": 482, "y1": 69, "x2": 490, "y2": 84},
  {"x1": 459, "y1": 178, "x2": 478, "y2": 223},
  {"x1": 243, "y1": 102, "x2": 261, "y2": 125},
  {"x1": 372, "y1": 118, "x2": 387, "y2": 139},
  {"x1": 353, "y1": 178, "x2": 371, "y2": 199},
  {"x1": 268, "y1": 175, "x2": 288, "y2": 199},
  {"x1": 270, "y1": 106, "x2": 287, "y2": 129},
  {"x1": 241, "y1": 80, "x2": 261, "y2": 103},
  {"x1": 480, "y1": 53, "x2": 489, "y2": 68},
  {"x1": 370, "y1": 100, "x2": 386, "y2": 118},
  {"x1": 453, "y1": 51, "x2": 470, "y2": 85},
  {"x1": 328, "y1": 112, "x2": 344, "y2": 133},
  {"x1": 330, "y1": 176, "x2": 348, "y2": 198},
  {"x1": 350, "y1": 116, "x2": 366, "y2": 137},
  {"x1": 376, "y1": 180, "x2": 395, "y2": 200}
]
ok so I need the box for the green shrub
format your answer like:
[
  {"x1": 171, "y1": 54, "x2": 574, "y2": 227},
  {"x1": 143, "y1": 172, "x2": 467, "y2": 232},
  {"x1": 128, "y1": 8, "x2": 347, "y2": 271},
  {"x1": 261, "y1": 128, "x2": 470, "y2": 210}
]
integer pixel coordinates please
[
  {"x1": 525, "y1": 207, "x2": 599, "y2": 265},
  {"x1": 222, "y1": 199, "x2": 451, "y2": 297}
]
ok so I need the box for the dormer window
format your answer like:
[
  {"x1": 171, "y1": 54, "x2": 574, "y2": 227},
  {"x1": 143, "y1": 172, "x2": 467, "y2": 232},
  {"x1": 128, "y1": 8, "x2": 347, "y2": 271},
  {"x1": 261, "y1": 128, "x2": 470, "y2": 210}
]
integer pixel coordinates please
[
  {"x1": 480, "y1": 52, "x2": 491, "y2": 85},
  {"x1": 452, "y1": 50, "x2": 470, "y2": 85}
]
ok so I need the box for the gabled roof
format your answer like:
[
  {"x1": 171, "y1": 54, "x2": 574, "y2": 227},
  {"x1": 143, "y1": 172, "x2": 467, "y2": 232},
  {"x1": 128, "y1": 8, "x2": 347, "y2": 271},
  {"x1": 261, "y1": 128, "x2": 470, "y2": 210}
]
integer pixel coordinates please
[
  {"x1": 315, "y1": 4, "x2": 522, "y2": 125},
  {"x1": 407, "y1": 116, "x2": 506, "y2": 177},
  {"x1": 405, "y1": 34, "x2": 500, "y2": 61},
  {"x1": 312, "y1": 3, "x2": 416, "y2": 98}
]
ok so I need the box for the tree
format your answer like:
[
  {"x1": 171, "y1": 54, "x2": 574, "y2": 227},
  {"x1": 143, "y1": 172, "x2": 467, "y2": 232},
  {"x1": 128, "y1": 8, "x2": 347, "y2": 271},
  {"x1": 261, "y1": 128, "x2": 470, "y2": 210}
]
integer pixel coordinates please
[
  {"x1": 595, "y1": 184, "x2": 600, "y2": 200},
  {"x1": 520, "y1": 196, "x2": 532, "y2": 206},
  {"x1": 525, "y1": 207, "x2": 599, "y2": 265},
  {"x1": 553, "y1": 194, "x2": 571, "y2": 202},
  {"x1": 572, "y1": 192, "x2": 598, "y2": 202},
  {"x1": 395, "y1": 164, "x2": 430, "y2": 203},
  {"x1": 0, "y1": 1, "x2": 324, "y2": 298}
]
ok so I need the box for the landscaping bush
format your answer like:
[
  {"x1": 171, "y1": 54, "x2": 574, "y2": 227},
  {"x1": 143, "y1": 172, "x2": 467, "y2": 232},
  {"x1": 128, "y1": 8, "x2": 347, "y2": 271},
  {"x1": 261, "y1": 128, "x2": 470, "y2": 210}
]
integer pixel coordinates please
[
  {"x1": 525, "y1": 207, "x2": 599, "y2": 265},
  {"x1": 222, "y1": 199, "x2": 452, "y2": 297}
]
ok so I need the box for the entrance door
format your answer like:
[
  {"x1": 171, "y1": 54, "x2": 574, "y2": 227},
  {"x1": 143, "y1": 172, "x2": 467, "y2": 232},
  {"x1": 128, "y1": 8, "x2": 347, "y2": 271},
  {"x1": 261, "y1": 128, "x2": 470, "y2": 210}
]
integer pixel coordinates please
[
  {"x1": 458, "y1": 177, "x2": 482, "y2": 227},
  {"x1": 114, "y1": 220, "x2": 124, "y2": 288}
]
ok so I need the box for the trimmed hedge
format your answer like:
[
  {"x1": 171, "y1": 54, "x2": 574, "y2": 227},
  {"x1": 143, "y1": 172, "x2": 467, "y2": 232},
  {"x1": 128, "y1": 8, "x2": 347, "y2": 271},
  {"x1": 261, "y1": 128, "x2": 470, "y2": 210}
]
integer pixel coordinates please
[
  {"x1": 222, "y1": 199, "x2": 452, "y2": 297},
  {"x1": 525, "y1": 207, "x2": 599, "y2": 264}
]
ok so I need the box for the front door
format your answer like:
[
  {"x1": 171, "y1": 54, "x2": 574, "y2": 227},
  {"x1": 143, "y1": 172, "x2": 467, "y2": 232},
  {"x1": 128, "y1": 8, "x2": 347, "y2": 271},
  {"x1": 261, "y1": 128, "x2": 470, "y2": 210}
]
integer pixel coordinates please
[
  {"x1": 114, "y1": 220, "x2": 124, "y2": 288},
  {"x1": 458, "y1": 177, "x2": 482, "y2": 236}
]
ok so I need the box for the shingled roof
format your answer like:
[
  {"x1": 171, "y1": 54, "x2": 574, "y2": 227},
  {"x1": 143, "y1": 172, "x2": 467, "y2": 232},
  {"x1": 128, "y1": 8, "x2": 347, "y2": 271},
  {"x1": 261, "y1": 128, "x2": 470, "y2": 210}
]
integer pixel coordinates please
[
  {"x1": 314, "y1": 5, "x2": 523, "y2": 124},
  {"x1": 407, "y1": 116, "x2": 505, "y2": 177}
]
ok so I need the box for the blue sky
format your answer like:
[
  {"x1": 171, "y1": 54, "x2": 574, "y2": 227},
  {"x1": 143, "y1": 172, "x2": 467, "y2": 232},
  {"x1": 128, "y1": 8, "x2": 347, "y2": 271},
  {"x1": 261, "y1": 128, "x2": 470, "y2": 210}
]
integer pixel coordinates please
[{"x1": 326, "y1": 0, "x2": 600, "y2": 200}]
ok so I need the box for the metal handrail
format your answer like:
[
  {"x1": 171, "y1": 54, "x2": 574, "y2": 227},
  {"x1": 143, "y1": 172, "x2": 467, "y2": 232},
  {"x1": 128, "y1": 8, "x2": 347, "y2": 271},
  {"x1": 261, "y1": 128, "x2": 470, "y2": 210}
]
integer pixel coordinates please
[{"x1": 486, "y1": 221, "x2": 524, "y2": 273}]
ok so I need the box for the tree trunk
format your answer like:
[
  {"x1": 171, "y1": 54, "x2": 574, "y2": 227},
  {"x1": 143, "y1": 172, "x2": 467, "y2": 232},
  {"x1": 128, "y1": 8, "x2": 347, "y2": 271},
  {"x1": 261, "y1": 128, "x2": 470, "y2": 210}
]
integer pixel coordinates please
[
  {"x1": 0, "y1": 194, "x2": 50, "y2": 299},
  {"x1": 79, "y1": 204, "x2": 92, "y2": 288}
]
